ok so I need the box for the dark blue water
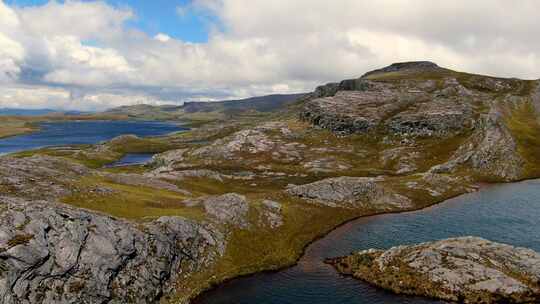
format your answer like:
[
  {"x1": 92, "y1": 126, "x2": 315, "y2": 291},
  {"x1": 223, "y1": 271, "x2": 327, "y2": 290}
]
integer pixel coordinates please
[
  {"x1": 105, "y1": 153, "x2": 156, "y2": 167},
  {"x1": 195, "y1": 180, "x2": 540, "y2": 304},
  {"x1": 0, "y1": 120, "x2": 184, "y2": 155}
]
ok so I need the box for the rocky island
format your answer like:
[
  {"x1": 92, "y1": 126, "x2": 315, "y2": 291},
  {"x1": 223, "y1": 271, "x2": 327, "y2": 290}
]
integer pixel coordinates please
[
  {"x1": 325, "y1": 237, "x2": 540, "y2": 303},
  {"x1": 1, "y1": 61, "x2": 540, "y2": 303}
]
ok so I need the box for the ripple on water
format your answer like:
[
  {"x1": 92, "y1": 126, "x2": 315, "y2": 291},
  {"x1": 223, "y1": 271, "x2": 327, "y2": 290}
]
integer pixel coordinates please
[{"x1": 194, "y1": 180, "x2": 540, "y2": 304}]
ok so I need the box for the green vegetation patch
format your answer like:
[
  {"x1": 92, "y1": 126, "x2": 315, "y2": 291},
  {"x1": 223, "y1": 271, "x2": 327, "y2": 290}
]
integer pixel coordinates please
[
  {"x1": 504, "y1": 100, "x2": 540, "y2": 177},
  {"x1": 61, "y1": 176, "x2": 204, "y2": 221}
]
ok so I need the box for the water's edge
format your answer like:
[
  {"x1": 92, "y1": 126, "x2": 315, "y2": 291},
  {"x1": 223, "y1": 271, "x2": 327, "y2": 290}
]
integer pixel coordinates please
[
  {"x1": 193, "y1": 179, "x2": 540, "y2": 303},
  {"x1": 190, "y1": 184, "x2": 486, "y2": 302}
]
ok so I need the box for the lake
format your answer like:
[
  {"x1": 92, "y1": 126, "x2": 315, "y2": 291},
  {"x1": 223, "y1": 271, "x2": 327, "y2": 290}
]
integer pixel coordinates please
[
  {"x1": 194, "y1": 179, "x2": 540, "y2": 304},
  {"x1": 0, "y1": 120, "x2": 184, "y2": 155}
]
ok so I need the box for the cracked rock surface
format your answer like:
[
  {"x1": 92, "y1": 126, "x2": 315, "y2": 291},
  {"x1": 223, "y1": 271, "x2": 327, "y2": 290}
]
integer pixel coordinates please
[
  {"x1": 286, "y1": 176, "x2": 412, "y2": 210},
  {"x1": 0, "y1": 196, "x2": 225, "y2": 304}
]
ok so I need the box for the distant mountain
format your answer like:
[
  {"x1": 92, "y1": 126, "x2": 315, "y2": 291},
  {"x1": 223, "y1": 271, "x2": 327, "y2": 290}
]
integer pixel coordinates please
[
  {"x1": 105, "y1": 93, "x2": 306, "y2": 120},
  {"x1": 182, "y1": 93, "x2": 306, "y2": 114},
  {"x1": 0, "y1": 108, "x2": 57, "y2": 116},
  {"x1": 0, "y1": 108, "x2": 88, "y2": 116}
]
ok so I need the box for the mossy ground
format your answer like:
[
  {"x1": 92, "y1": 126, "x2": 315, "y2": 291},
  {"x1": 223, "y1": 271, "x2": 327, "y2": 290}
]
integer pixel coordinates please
[
  {"x1": 61, "y1": 175, "x2": 204, "y2": 221},
  {"x1": 504, "y1": 100, "x2": 540, "y2": 178}
]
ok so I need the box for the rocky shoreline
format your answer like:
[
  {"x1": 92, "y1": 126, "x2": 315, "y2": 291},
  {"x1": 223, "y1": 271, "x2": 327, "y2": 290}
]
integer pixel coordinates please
[{"x1": 326, "y1": 237, "x2": 540, "y2": 303}]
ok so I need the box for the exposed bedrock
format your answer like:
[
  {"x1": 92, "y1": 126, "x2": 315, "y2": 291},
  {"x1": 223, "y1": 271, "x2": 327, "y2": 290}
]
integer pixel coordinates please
[
  {"x1": 286, "y1": 176, "x2": 412, "y2": 210},
  {"x1": 326, "y1": 237, "x2": 540, "y2": 304},
  {"x1": 0, "y1": 197, "x2": 225, "y2": 304}
]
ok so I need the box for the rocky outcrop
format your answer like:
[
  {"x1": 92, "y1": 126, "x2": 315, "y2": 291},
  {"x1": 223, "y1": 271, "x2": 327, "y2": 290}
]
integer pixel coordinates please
[
  {"x1": 362, "y1": 61, "x2": 443, "y2": 78},
  {"x1": 301, "y1": 78, "x2": 475, "y2": 136},
  {"x1": 326, "y1": 237, "x2": 540, "y2": 304},
  {"x1": 286, "y1": 176, "x2": 411, "y2": 210},
  {"x1": 147, "y1": 168, "x2": 226, "y2": 182},
  {"x1": 191, "y1": 123, "x2": 305, "y2": 164},
  {"x1": 201, "y1": 193, "x2": 250, "y2": 229},
  {"x1": 0, "y1": 156, "x2": 90, "y2": 200},
  {"x1": 430, "y1": 109, "x2": 524, "y2": 181},
  {"x1": 0, "y1": 196, "x2": 225, "y2": 304},
  {"x1": 259, "y1": 200, "x2": 283, "y2": 229},
  {"x1": 150, "y1": 148, "x2": 189, "y2": 170}
]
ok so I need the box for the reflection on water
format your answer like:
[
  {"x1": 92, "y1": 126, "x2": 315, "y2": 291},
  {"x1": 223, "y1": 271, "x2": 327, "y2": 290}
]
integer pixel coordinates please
[{"x1": 195, "y1": 180, "x2": 540, "y2": 304}]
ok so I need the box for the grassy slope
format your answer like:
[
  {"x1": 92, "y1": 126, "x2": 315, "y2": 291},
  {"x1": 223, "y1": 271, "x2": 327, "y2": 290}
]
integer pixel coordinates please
[{"x1": 504, "y1": 100, "x2": 540, "y2": 177}]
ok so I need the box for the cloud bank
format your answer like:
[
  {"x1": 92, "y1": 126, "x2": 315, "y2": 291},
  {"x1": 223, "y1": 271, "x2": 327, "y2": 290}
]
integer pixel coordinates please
[{"x1": 0, "y1": 0, "x2": 539, "y2": 110}]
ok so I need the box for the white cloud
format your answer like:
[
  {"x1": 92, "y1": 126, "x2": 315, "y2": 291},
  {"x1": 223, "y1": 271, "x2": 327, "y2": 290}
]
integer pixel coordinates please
[
  {"x1": 0, "y1": 0, "x2": 539, "y2": 110},
  {"x1": 0, "y1": 85, "x2": 175, "y2": 111},
  {"x1": 154, "y1": 33, "x2": 171, "y2": 42},
  {"x1": 42, "y1": 36, "x2": 134, "y2": 86}
]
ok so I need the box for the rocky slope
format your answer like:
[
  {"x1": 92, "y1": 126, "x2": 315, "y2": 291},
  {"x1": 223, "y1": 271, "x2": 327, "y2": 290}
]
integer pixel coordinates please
[
  {"x1": 326, "y1": 237, "x2": 540, "y2": 303},
  {"x1": 300, "y1": 61, "x2": 539, "y2": 181},
  {"x1": 1, "y1": 61, "x2": 540, "y2": 303},
  {"x1": 0, "y1": 196, "x2": 225, "y2": 304}
]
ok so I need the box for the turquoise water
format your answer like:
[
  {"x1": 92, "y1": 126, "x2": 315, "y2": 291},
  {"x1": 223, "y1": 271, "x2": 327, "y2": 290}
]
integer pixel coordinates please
[
  {"x1": 0, "y1": 120, "x2": 184, "y2": 155},
  {"x1": 194, "y1": 180, "x2": 540, "y2": 304}
]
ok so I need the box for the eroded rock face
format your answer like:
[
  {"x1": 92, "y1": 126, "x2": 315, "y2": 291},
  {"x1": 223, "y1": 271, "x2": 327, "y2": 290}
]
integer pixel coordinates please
[
  {"x1": 301, "y1": 68, "x2": 478, "y2": 137},
  {"x1": 430, "y1": 110, "x2": 524, "y2": 181},
  {"x1": 0, "y1": 197, "x2": 225, "y2": 304},
  {"x1": 286, "y1": 177, "x2": 411, "y2": 210},
  {"x1": 326, "y1": 237, "x2": 540, "y2": 304}
]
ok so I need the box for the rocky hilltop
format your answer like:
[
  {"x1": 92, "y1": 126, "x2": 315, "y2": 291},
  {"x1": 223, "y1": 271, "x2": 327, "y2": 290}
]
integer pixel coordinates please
[
  {"x1": 326, "y1": 237, "x2": 540, "y2": 303},
  {"x1": 300, "y1": 61, "x2": 539, "y2": 181},
  {"x1": 1, "y1": 62, "x2": 539, "y2": 303}
]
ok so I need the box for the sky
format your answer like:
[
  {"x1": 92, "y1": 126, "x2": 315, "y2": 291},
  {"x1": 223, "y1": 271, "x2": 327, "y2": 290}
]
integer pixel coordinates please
[{"x1": 0, "y1": 0, "x2": 539, "y2": 111}]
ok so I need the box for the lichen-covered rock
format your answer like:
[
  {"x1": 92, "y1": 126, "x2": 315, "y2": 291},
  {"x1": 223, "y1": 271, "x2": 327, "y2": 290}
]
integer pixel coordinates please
[
  {"x1": 430, "y1": 109, "x2": 524, "y2": 181},
  {"x1": 286, "y1": 176, "x2": 411, "y2": 210},
  {"x1": 150, "y1": 148, "x2": 188, "y2": 169},
  {"x1": 190, "y1": 123, "x2": 305, "y2": 165},
  {"x1": 259, "y1": 200, "x2": 283, "y2": 229},
  {"x1": 0, "y1": 196, "x2": 225, "y2": 304},
  {"x1": 146, "y1": 168, "x2": 225, "y2": 182},
  {"x1": 300, "y1": 62, "x2": 481, "y2": 137},
  {"x1": 326, "y1": 237, "x2": 540, "y2": 304},
  {"x1": 202, "y1": 193, "x2": 250, "y2": 228},
  {"x1": 0, "y1": 156, "x2": 90, "y2": 200}
]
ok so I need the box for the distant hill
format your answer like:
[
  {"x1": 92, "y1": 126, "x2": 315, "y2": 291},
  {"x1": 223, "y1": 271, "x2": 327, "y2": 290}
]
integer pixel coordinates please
[
  {"x1": 0, "y1": 108, "x2": 88, "y2": 116},
  {"x1": 0, "y1": 108, "x2": 57, "y2": 116},
  {"x1": 182, "y1": 94, "x2": 305, "y2": 113},
  {"x1": 105, "y1": 93, "x2": 305, "y2": 121}
]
